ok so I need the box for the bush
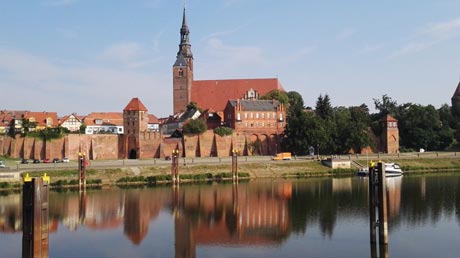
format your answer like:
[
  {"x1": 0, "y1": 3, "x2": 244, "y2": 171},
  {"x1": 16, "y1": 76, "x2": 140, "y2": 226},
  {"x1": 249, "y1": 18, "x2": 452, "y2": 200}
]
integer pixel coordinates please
[
  {"x1": 214, "y1": 126, "x2": 233, "y2": 136},
  {"x1": 183, "y1": 119, "x2": 207, "y2": 134}
]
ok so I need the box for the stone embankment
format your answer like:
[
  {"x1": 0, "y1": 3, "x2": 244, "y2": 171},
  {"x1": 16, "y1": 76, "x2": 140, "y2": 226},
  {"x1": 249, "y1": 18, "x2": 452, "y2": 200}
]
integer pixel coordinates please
[{"x1": 1, "y1": 152, "x2": 459, "y2": 190}]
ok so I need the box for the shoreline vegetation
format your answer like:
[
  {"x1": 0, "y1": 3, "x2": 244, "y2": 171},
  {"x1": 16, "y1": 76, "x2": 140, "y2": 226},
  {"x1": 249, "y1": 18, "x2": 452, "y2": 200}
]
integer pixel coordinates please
[{"x1": 1, "y1": 153, "x2": 460, "y2": 191}]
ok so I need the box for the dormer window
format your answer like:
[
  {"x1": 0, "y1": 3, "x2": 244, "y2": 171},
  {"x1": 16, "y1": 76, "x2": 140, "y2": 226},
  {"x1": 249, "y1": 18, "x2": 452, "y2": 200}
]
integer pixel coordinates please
[{"x1": 95, "y1": 119, "x2": 103, "y2": 125}]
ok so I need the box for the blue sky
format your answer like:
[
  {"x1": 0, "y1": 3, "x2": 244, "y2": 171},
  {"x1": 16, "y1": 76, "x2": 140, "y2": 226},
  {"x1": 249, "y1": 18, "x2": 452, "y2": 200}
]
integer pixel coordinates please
[{"x1": 1, "y1": 0, "x2": 460, "y2": 117}]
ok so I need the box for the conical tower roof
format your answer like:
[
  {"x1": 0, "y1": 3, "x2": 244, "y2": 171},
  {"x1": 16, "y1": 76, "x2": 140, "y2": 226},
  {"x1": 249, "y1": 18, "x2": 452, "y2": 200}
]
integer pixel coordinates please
[{"x1": 124, "y1": 98, "x2": 148, "y2": 111}]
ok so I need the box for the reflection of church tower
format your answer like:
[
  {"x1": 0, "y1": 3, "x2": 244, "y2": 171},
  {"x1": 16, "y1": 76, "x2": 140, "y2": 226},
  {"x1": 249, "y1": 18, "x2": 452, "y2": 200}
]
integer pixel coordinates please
[
  {"x1": 173, "y1": 7, "x2": 194, "y2": 114},
  {"x1": 381, "y1": 115, "x2": 399, "y2": 154},
  {"x1": 173, "y1": 188, "x2": 196, "y2": 258},
  {"x1": 123, "y1": 98, "x2": 148, "y2": 159}
]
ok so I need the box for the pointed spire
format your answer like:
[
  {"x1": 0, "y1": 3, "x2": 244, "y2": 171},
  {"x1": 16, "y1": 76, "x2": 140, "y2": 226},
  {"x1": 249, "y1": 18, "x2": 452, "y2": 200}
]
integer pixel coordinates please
[
  {"x1": 453, "y1": 80, "x2": 460, "y2": 99},
  {"x1": 177, "y1": 5, "x2": 193, "y2": 60}
]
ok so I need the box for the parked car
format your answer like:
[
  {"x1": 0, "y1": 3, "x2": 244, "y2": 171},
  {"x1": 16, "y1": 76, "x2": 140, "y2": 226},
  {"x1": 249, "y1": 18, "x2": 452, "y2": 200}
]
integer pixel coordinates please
[
  {"x1": 52, "y1": 158, "x2": 60, "y2": 163},
  {"x1": 62, "y1": 157, "x2": 70, "y2": 163},
  {"x1": 0, "y1": 161, "x2": 5, "y2": 168},
  {"x1": 43, "y1": 159, "x2": 51, "y2": 163},
  {"x1": 33, "y1": 159, "x2": 40, "y2": 164},
  {"x1": 21, "y1": 159, "x2": 29, "y2": 164}
]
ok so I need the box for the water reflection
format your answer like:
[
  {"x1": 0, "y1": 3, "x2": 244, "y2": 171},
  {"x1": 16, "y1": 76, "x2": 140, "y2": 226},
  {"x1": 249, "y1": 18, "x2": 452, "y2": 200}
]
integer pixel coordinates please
[{"x1": 1, "y1": 175, "x2": 460, "y2": 258}]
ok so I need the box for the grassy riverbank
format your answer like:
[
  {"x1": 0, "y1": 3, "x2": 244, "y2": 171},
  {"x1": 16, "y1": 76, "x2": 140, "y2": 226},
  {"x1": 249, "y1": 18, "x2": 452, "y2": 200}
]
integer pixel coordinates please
[{"x1": 1, "y1": 156, "x2": 460, "y2": 191}]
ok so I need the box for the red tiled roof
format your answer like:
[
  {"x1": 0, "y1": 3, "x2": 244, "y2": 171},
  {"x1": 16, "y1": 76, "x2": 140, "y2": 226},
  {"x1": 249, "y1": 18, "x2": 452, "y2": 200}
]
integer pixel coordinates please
[
  {"x1": 148, "y1": 114, "x2": 159, "y2": 123},
  {"x1": 381, "y1": 115, "x2": 398, "y2": 122},
  {"x1": 59, "y1": 113, "x2": 82, "y2": 124},
  {"x1": 124, "y1": 98, "x2": 148, "y2": 111},
  {"x1": 24, "y1": 112, "x2": 59, "y2": 127},
  {"x1": 0, "y1": 110, "x2": 28, "y2": 124},
  {"x1": 84, "y1": 112, "x2": 124, "y2": 126},
  {"x1": 191, "y1": 78, "x2": 285, "y2": 112}
]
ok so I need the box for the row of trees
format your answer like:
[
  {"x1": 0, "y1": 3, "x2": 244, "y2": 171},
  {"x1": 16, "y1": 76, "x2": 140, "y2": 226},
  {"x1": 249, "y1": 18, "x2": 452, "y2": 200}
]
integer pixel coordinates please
[
  {"x1": 280, "y1": 91, "x2": 458, "y2": 155},
  {"x1": 183, "y1": 89, "x2": 458, "y2": 155}
]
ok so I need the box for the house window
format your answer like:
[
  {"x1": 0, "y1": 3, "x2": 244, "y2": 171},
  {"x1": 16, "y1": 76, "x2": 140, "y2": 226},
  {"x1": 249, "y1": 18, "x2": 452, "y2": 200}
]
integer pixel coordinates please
[
  {"x1": 256, "y1": 113, "x2": 259, "y2": 119},
  {"x1": 273, "y1": 113, "x2": 276, "y2": 119},
  {"x1": 250, "y1": 113, "x2": 254, "y2": 119},
  {"x1": 261, "y1": 122, "x2": 264, "y2": 127},
  {"x1": 261, "y1": 113, "x2": 265, "y2": 119},
  {"x1": 46, "y1": 118, "x2": 53, "y2": 127},
  {"x1": 237, "y1": 113, "x2": 241, "y2": 121},
  {"x1": 245, "y1": 122, "x2": 248, "y2": 127},
  {"x1": 244, "y1": 113, "x2": 248, "y2": 119},
  {"x1": 267, "y1": 113, "x2": 270, "y2": 119},
  {"x1": 268, "y1": 122, "x2": 271, "y2": 127}
]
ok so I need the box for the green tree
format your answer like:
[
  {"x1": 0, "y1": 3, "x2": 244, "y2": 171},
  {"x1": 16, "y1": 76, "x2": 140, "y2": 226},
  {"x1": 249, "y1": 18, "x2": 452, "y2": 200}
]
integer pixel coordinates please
[
  {"x1": 398, "y1": 104, "x2": 452, "y2": 150},
  {"x1": 260, "y1": 89, "x2": 289, "y2": 105},
  {"x1": 315, "y1": 94, "x2": 333, "y2": 120},
  {"x1": 183, "y1": 119, "x2": 207, "y2": 134},
  {"x1": 79, "y1": 124, "x2": 86, "y2": 134},
  {"x1": 186, "y1": 102, "x2": 202, "y2": 112},
  {"x1": 373, "y1": 94, "x2": 398, "y2": 117}
]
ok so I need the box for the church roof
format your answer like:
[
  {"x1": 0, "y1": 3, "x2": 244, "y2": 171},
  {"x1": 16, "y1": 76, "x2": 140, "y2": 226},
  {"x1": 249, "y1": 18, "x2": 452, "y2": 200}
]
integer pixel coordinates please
[
  {"x1": 228, "y1": 99, "x2": 281, "y2": 111},
  {"x1": 124, "y1": 98, "x2": 148, "y2": 111},
  {"x1": 191, "y1": 78, "x2": 285, "y2": 112},
  {"x1": 173, "y1": 54, "x2": 188, "y2": 67}
]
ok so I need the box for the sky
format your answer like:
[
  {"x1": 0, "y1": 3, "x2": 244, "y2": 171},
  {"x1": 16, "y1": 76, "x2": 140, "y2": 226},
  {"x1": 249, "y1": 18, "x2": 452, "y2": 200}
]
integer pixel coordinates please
[{"x1": 1, "y1": 0, "x2": 460, "y2": 118}]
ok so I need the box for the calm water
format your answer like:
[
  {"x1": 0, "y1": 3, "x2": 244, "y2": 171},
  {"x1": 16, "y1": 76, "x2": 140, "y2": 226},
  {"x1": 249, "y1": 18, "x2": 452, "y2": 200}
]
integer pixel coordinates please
[{"x1": 1, "y1": 174, "x2": 460, "y2": 258}]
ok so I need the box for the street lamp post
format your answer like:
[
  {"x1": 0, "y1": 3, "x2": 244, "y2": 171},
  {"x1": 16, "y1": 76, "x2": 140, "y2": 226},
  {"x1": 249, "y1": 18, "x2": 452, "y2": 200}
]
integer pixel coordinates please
[
  {"x1": 232, "y1": 149, "x2": 239, "y2": 184},
  {"x1": 317, "y1": 144, "x2": 320, "y2": 160}
]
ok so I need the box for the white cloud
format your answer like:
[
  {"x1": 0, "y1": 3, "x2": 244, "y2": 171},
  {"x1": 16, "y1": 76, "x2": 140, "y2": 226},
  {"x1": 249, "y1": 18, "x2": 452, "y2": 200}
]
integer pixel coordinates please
[
  {"x1": 102, "y1": 42, "x2": 142, "y2": 62},
  {"x1": 0, "y1": 48, "x2": 171, "y2": 116},
  {"x1": 420, "y1": 18, "x2": 460, "y2": 39},
  {"x1": 204, "y1": 37, "x2": 264, "y2": 65},
  {"x1": 151, "y1": 31, "x2": 164, "y2": 53},
  {"x1": 359, "y1": 43, "x2": 385, "y2": 54},
  {"x1": 336, "y1": 28, "x2": 356, "y2": 41},
  {"x1": 196, "y1": 37, "x2": 268, "y2": 79},
  {"x1": 390, "y1": 17, "x2": 460, "y2": 58},
  {"x1": 56, "y1": 27, "x2": 78, "y2": 39},
  {"x1": 42, "y1": 0, "x2": 77, "y2": 6}
]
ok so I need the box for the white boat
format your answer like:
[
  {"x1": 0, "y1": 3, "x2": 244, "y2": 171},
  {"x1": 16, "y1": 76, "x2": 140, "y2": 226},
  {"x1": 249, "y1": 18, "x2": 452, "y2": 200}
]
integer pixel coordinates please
[
  {"x1": 384, "y1": 163, "x2": 403, "y2": 177},
  {"x1": 356, "y1": 163, "x2": 403, "y2": 177}
]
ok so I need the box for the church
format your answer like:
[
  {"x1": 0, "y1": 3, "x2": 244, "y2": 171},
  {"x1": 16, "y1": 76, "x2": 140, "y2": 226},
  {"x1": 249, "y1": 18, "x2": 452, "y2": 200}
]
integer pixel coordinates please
[{"x1": 172, "y1": 8, "x2": 285, "y2": 116}]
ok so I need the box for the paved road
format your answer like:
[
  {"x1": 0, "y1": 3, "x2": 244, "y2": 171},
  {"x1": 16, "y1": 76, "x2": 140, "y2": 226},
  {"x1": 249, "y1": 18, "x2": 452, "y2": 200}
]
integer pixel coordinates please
[{"x1": 1, "y1": 151, "x2": 459, "y2": 173}]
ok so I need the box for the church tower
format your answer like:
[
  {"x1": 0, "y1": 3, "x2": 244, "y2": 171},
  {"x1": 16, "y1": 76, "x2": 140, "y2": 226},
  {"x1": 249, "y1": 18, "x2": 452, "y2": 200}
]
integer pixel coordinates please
[{"x1": 173, "y1": 7, "x2": 194, "y2": 114}]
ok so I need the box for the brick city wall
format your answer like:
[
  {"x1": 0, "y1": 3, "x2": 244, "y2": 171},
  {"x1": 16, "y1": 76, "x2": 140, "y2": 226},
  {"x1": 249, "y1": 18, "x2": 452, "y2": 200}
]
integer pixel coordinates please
[{"x1": 0, "y1": 131, "x2": 280, "y2": 160}]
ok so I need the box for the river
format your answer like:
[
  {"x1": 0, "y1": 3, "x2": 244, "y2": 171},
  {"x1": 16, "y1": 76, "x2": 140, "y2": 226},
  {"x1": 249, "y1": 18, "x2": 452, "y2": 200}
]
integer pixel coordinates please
[{"x1": 1, "y1": 174, "x2": 460, "y2": 257}]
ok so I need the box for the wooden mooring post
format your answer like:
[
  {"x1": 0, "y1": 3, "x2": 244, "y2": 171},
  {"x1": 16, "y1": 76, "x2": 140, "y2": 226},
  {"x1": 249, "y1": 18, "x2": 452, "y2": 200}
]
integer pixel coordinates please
[
  {"x1": 368, "y1": 161, "x2": 389, "y2": 257},
  {"x1": 22, "y1": 174, "x2": 50, "y2": 258},
  {"x1": 171, "y1": 149, "x2": 180, "y2": 186},
  {"x1": 232, "y1": 149, "x2": 239, "y2": 184},
  {"x1": 78, "y1": 152, "x2": 87, "y2": 192}
]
